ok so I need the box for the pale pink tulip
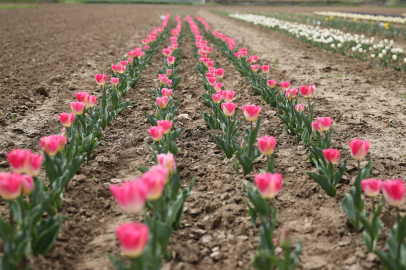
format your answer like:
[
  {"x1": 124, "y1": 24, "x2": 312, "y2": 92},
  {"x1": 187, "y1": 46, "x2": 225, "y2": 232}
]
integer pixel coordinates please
[
  {"x1": 381, "y1": 179, "x2": 406, "y2": 207},
  {"x1": 21, "y1": 174, "x2": 34, "y2": 195},
  {"x1": 295, "y1": 104, "x2": 304, "y2": 113},
  {"x1": 242, "y1": 104, "x2": 261, "y2": 122},
  {"x1": 157, "y1": 153, "x2": 176, "y2": 174},
  {"x1": 221, "y1": 103, "x2": 237, "y2": 117},
  {"x1": 156, "y1": 96, "x2": 169, "y2": 109},
  {"x1": 361, "y1": 179, "x2": 382, "y2": 197},
  {"x1": 323, "y1": 149, "x2": 340, "y2": 165},
  {"x1": 257, "y1": 136, "x2": 276, "y2": 156},
  {"x1": 0, "y1": 172, "x2": 22, "y2": 200},
  {"x1": 347, "y1": 139, "x2": 370, "y2": 161},
  {"x1": 157, "y1": 120, "x2": 173, "y2": 134}
]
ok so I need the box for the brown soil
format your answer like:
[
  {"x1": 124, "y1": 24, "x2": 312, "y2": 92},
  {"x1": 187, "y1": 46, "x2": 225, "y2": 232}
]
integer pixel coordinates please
[{"x1": 1, "y1": 4, "x2": 406, "y2": 270}]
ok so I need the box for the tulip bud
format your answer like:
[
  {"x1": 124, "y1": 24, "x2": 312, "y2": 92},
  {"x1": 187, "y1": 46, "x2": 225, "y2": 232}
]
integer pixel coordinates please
[
  {"x1": 70, "y1": 102, "x2": 85, "y2": 116},
  {"x1": 127, "y1": 58, "x2": 133, "y2": 64},
  {"x1": 392, "y1": 55, "x2": 397, "y2": 61},
  {"x1": 221, "y1": 103, "x2": 237, "y2": 117},
  {"x1": 295, "y1": 104, "x2": 304, "y2": 113},
  {"x1": 251, "y1": 65, "x2": 258, "y2": 72},
  {"x1": 347, "y1": 139, "x2": 370, "y2": 161},
  {"x1": 260, "y1": 65, "x2": 270, "y2": 73},
  {"x1": 241, "y1": 139, "x2": 246, "y2": 149},
  {"x1": 115, "y1": 222, "x2": 149, "y2": 258},
  {"x1": 323, "y1": 149, "x2": 340, "y2": 165},
  {"x1": 147, "y1": 126, "x2": 164, "y2": 142},
  {"x1": 279, "y1": 227, "x2": 290, "y2": 247},
  {"x1": 257, "y1": 136, "x2": 276, "y2": 156},
  {"x1": 156, "y1": 96, "x2": 169, "y2": 109},
  {"x1": 381, "y1": 179, "x2": 406, "y2": 207},
  {"x1": 111, "y1": 77, "x2": 119, "y2": 86},
  {"x1": 371, "y1": 54, "x2": 376, "y2": 59},
  {"x1": 56, "y1": 113, "x2": 75, "y2": 127},
  {"x1": 94, "y1": 74, "x2": 107, "y2": 86},
  {"x1": 0, "y1": 172, "x2": 22, "y2": 200},
  {"x1": 267, "y1": 80, "x2": 277, "y2": 88},
  {"x1": 242, "y1": 104, "x2": 261, "y2": 122},
  {"x1": 255, "y1": 172, "x2": 283, "y2": 199},
  {"x1": 361, "y1": 179, "x2": 382, "y2": 197},
  {"x1": 144, "y1": 45, "x2": 150, "y2": 51},
  {"x1": 157, "y1": 120, "x2": 173, "y2": 134},
  {"x1": 212, "y1": 94, "x2": 222, "y2": 104},
  {"x1": 167, "y1": 69, "x2": 173, "y2": 76}
]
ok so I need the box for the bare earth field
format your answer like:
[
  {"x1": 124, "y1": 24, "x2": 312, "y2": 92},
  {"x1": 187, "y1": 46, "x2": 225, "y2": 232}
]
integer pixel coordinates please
[{"x1": 1, "y1": 4, "x2": 406, "y2": 270}]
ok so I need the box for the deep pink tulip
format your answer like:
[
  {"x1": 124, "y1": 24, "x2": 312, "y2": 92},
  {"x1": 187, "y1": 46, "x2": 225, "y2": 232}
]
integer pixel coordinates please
[
  {"x1": 157, "y1": 153, "x2": 176, "y2": 174},
  {"x1": 250, "y1": 55, "x2": 258, "y2": 63},
  {"x1": 161, "y1": 88, "x2": 172, "y2": 98},
  {"x1": 213, "y1": 82, "x2": 222, "y2": 91},
  {"x1": 206, "y1": 73, "x2": 215, "y2": 78},
  {"x1": 167, "y1": 56, "x2": 176, "y2": 66},
  {"x1": 295, "y1": 104, "x2": 304, "y2": 113},
  {"x1": 94, "y1": 74, "x2": 107, "y2": 86},
  {"x1": 87, "y1": 96, "x2": 97, "y2": 108},
  {"x1": 0, "y1": 172, "x2": 22, "y2": 200},
  {"x1": 6, "y1": 149, "x2": 31, "y2": 174},
  {"x1": 110, "y1": 180, "x2": 148, "y2": 214},
  {"x1": 55, "y1": 113, "x2": 75, "y2": 128},
  {"x1": 207, "y1": 77, "x2": 217, "y2": 85},
  {"x1": 316, "y1": 117, "x2": 333, "y2": 132},
  {"x1": 241, "y1": 139, "x2": 245, "y2": 149},
  {"x1": 222, "y1": 91, "x2": 235, "y2": 103},
  {"x1": 70, "y1": 102, "x2": 85, "y2": 115},
  {"x1": 381, "y1": 179, "x2": 406, "y2": 207},
  {"x1": 215, "y1": 68, "x2": 224, "y2": 78},
  {"x1": 255, "y1": 172, "x2": 283, "y2": 199},
  {"x1": 167, "y1": 79, "x2": 172, "y2": 87},
  {"x1": 111, "y1": 77, "x2": 119, "y2": 86},
  {"x1": 128, "y1": 50, "x2": 137, "y2": 58},
  {"x1": 147, "y1": 126, "x2": 164, "y2": 142},
  {"x1": 142, "y1": 38, "x2": 149, "y2": 45},
  {"x1": 242, "y1": 104, "x2": 262, "y2": 122},
  {"x1": 260, "y1": 65, "x2": 270, "y2": 73},
  {"x1": 221, "y1": 103, "x2": 237, "y2": 117},
  {"x1": 162, "y1": 49, "x2": 172, "y2": 57},
  {"x1": 118, "y1": 65, "x2": 126, "y2": 74},
  {"x1": 267, "y1": 80, "x2": 277, "y2": 88},
  {"x1": 323, "y1": 149, "x2": 340, "y2": 165},
  {"x1": 251, "y1": 65, "x2": 259, "y2": 72},
  {"x1": 120, "y1": 61, "x2": 128, "y2": 67},
  {"x1": 112, "y1": 64, "x2": 121, "y2": 73},
  {"x1": 207, "y1": 61, "x2": 214, "y2": 67},
  {"x1": 312, "y1": 121, "x2": 321, "y2": 133},
  {"x1": 115, "y1": 222, "x2": 149, "y2": 258},
  {"x1": 347, "y1": 139, "x2": 370, "y2": 161},
  {"x1": 141, "y1": 170, "x2": 165, "y2": 200},
  {"x1": 21, "y1": 174, "x2": 34, "y2": 195},
  {"x1": 26, "y1": 153, "x2": 44, "y2": 176},
  {"x1": 257, "y1": 136, "x2": 276, "y2": 156},
  {"x1": 157, "y1": 120, "x2": 173, "y2": 135},
  {"x1": 280, "y1": 81, "x2": 290, "y2": 90},
  {"x1": 212, "y1": 94, "x2": 222, "y2": 104},
  {"x1": 361, "y1": 179, "x2": 382, "y2": 197},
  {"x1": 299, "y1": 84, "x2": 315, "y2": 98},
  {"x1": 285, "y1": 88, "x2": 298, "y2": 100},
  {"x1": 40, "y1": 135, "x2": 67, "y2": 156},
  {"x1": 75, "y1": 92, "x2": 90, "y2": 106},
  {"x1": 156, "y1": 96, "x2": 169, "y2": 109}
]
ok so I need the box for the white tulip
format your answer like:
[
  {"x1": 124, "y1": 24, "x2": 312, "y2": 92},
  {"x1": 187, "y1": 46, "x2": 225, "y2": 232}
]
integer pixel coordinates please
[
  {"x1": 359, "y1": 48, "x2": 363, "y2": 53},
  {"x1": 352, "y1": 47, "x2": 356, "y2": 52},
  {"x1": 379, "y1": 53, "x2": 383, "y2": 59},
  {"x1": 393, "y1": 55, "x2": 398, "y2": 61},
  {"x1": 382, "y1": 49, "x2": 387, "y2": 55},
  {"x1": 371, "y1": 54, "x2": 376, "y2": 58}
]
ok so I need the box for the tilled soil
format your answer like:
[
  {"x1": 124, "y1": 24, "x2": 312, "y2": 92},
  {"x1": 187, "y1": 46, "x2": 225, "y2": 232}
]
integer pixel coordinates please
[{"x1": 1, "y1": 4, "x2": 406, "y2": 270}]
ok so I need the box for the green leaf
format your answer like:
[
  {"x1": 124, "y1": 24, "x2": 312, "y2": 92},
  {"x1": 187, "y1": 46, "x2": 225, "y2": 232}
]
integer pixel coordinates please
[
  {"x1": 170, "y1": 128, "x2": 184, "y2": 140},
  {"x1": 107, "y1": 255, "x2": 129, "y2": 270},
  {"x1": 307, "y1": 172, "x2": 336, "y2": 197},
  {"x1": 375, "y1": 250, "x2": 404, "y2": 270},
  {"x1": 246, "y1": 191, "x2": 269, "y2": 217},
  {"x1": 213, "y1": 135, "x2": 234, "y2": 159},
  {"x1": 138, "y1": 167, "x2": 150, "y2": 173},
  {"x1": 0, "y1": 215, "x2": 12, "y2": 241},
  {"x1": 235, "y1": 152, "x2": 253, "y2": 176},
  {"x1": 248, "y1": 117, "x2": 261, "y2": 149},
  {"x1": 333, "y1": 157, "x2": 348, "y2": 186},
  {"x1": 32, "y1": 216, "x2": 64, "y2": 255}
]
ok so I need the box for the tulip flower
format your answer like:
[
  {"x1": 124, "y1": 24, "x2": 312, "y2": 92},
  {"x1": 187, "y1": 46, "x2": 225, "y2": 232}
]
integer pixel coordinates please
[
  {"x1": 115, "y1": 222, "x2": 149, "y2": 258},
  {"x1": 212, "y1": 94, "x2": 222, "y2": 104},
  {"x1": 156, "y1": 96, "x2": 169, "y2": 109},
  {"x1": 166, "y1": 69, "x2": 172, "y2": 77},
  {"x1": 40, "y1": 135, "x2": 67, "y2": 156},
  {"x1": 242, "y1": 104, "x2": 261, "y2": 122},
  {"x1": 128, "y1": 51, "x2": 137, "y2": 58},
  {"x1": 55, "y1": 113, "x2": 75, "y2": 128},
  {"x1": 75, "y1": 92, "x2": 90, "y2": 106},
  {"x1": 70, "y1": 102, "x2": 85, "y2": 115},
  {"x1": 21, "y1": 174, "x2": 34, "y2": 195},
  {"x1": 251, "y1": 65, "x2": 259, "y2": 72},
  {"x1": 167, "y1": 56, "x2": 175, "y2": 66},
  {"x1": 285, "y1": 88, "x2": 298, "y2": 100},
  {"x1": 141, "y1": 170, "x2": 165, "y2": 200},
  {"x1": 144, "y1": 45, "x2": 150, "y2": 51},
  {"x1": 136, "y1": 52, "x2": 145, "y2": 59},
  {"x1": 280, "y1": 81, "x2": 290, "y2": 90},
  {"x1": 110, "y1": 180, "x2": 148, "y2": 214},
  {"x1": 381, "y1": 179, "x2": 406, "y2": 207},
  {"x1": 87, "y1": 96, "x2": 97, "y2": 108},
  {"x1": 257, "y1": 136, "x2": 276, "y2": 156},
  {"x1": 120, "y1": 61, "x2": 127, "y2": 67},
  {"x1": 207, "y1": 61, "x2": 214, "y2": 67},
  {"x1": 161, "y1": 88, "x2": 172, "y2": 98},
  {"x1": 347, "y1": 139, "x2": 370, "y2": 161},
  {"x1": 234, "y1": 52, "x2": 241, "y2": 59},
  {"x1": 267, "y1": 80, "x2": 277, "y2": 88},
  {"x1": 111, "y1": 77, "x2": 119, "y2": 86},
  {"x1": 157, "y1": 153, "x2": 176, "y2": 174},
  {"x1": 26, "y1": 152, "x2": 44, "y2": 176},
  {"x1": 142, "y1": 39, "x2": 149, "y2": 45},
  {"x1": 323, "y1": 149, "x2": 340, "y2": 165},
  {"x1": 215, "y1": 68, "x2": 224, "y2": 78},
  {"x1": 213, "y1": 82, "x2": 222, "y2": 91},
  {"x1": 260, "y1": 65, "x2": 270, "y2": 73},
  {"x1": 6, "y1": 149, "x2": 31, "y2": 174},
  {"x1": 361, "y1": 179, "x2": 382, "y2": 197},
  {"x1": 316, "y1": 117, "x2": 333, "y2": 132},
  {"x1": 147, "y1": 126, "x2": 164, "y2": 142},
  {"x1": 162, "y1": 49, "x2": 172, "y2": 57},
  {"x1": 157, "y1": 120, "x2": 173, "y2": 134},
  {"x1": 255, "y1": 172, "x2": 283, "y2": 199},
  {"x1": 222, "y1": 91, "x2": 235, "y2": 103},
  {"x1": 167, "y1": 79, "x2": 172, "y2": 87},
  {"x1": 221, "y1": 102, "x2": 237, "y2": 117},
  {"x1": 311, "y1": 121, "x2": 321, "y2": 132},
  {"x1": 94, "y1": 74, "x2": 107, "y2": 86},
  {"x1": 207, "y1": 77, "x2": 217, "y2": 85},
  {"x1": 112, "y1": 65, "x2": 121, "y2": 73},
  {"x1": 299, "y1": 84, "x2": 315, "y2": 98},
  {"x1": 150, "y1": 165, "x2": 170, "y2": 184},
  {"x1": 295, "y1": 104, "x2": 304, "y2": 113},
  {"x1": 117, "y1": 65, "x2": 126, "y2": 74},
  {"x1": 158, "y1": 74, "x2": 168, "y2": 85},
  {"x1": 0, "y1": 172, "x2": 22, "y2": 200},
  {"x1": 206, "y1": 72, "x2": 215, "y2": 78},
  {"x1": 241, "y1": 139, "x2": 246, "y2": 149},
  {"x1": 249, "y1": 55, "x2": 258, "y2": 63}
]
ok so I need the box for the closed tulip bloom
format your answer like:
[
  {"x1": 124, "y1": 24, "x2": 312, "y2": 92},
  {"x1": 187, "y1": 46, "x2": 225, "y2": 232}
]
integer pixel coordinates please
[
  {"x1": 162, "y1": 49, "x2": 172, "y2": 57},
  {"x1": 94, "y1": 74, "x2": 107, "y2": 86},
  {"x1": 257, "y1": 136, "x2": 276, "y2": 156},
  {"x1": 147, "y1": 126, "x2": 164, "y2": 142},
  {"x1": 206, "y1": 72, "x2": 215, "y2": 78},
  {"x1": 112, "y1": 64, "x2": 121, "y2": 73},
  {"x1": 381, "y1": 179, "x2": 406, "y2": 207},
  {"x1": 111, "y1": 77, "x2": 119, "y2": 86},
  {"x1": 299, "y1": 84, "x2": 315, "y2": 98},
  {"x1": 166, "y1": 69, "x2": 172, "y2": 76},
  {"x1": 144, "y1": 45, "x2": 150, "y2": 51},
  {"x1": 312, "y1": 121, "x2": 322, "y2": 133},
  {"x1": 110, "y1": 180, "x2": 148, "y2": 214},
  {"x1": 213, "y1": 82, "x2": 222, "y2": 91},
  {"x1": 150, "y1": 165, "x2": 169, "y2": 184},
  {"x1": 250, "y1": 55, "x2": 258, "y2": 63},
  {"x1": 316, "y1": 117, "x2": 333, "y2": 132},
  {"x1": 120, "y1": 61, "x2": 128, "y2": 67},
  {"x1": 56, "y1": 113, "x2": 75, "y2": 128},
  {"x1": 347, "y1": 139, "x2": 370, "y2": 161},
  {"x1": 156, "y1": 96, "x2": 169, "y2": 109},
  {"x1": 158, "y1": 74, "x2": 168, "y2": 85},
  {"x1": 75, "y1": 92, "x2": 90, "y2": 105},
  {"x1": 267, "y1": 80, "x2": 277, "y2": 88},
  {"x1": 221, "y1": 102, "x2": 237, "y2": 117},
  {"x1": 323, "y1": 149, "x2": 340, "y2": 165},
  {"x1": 260, "y1": 65, "x2": 270, "y2": 73},
  {"x1": 242, "y1": 104, "x2": 262, "y2": 122},
  {"x1": 167, "y1": 56, "x2": 176, "y2": 66},
  {"x1": 26, "y1": 153, "x2": 44, "y2": 176},
  {"x1": 295, "y1": 104, "x2": 304, "y2": 113},
  {"x1": 234, "y1": 52, "x2": 241, "y2": 59},
  {"x1": 285, "y1": 88, "x2": 298, "y2": 100},
  {"x1": 118, "y1": 65, "x2": 126, "y2": 74},
  {"x1": 70, "y1": 102, "x2": 85, "y2": 115},
  {"x1": 212, "y1": 94, "x2": 222, "y2": 104},
  {"x1": 215, "y1": 68, "x2": 224, "y2": 78},
  {"x1": 167, "y1": 79, "x2": 172, "y2": 87},
  {"x1": 128, "y1": 50, "x2": 137, "y2": 58},
  {"x1": 0, "y1": 172, "x2": 22, "y2": 200},
  {"x1": 157, "y1": 153, "x2": 176, "y2": 174},
  {"x1": 161, "y1": 88, "x2": 172, "y2": 98},
  {"x1": 115, "y1": 222, "x2": 149, "y2": 258},
  {"x1": 142, "y1": 38, "x2": 149, "y2": 45},
  {"x1": 141, "y1": 170, "x2": 165, "y2": 200},
  {"x1": 21, "y1": 174, "x2": 34, "y2": 195},
  {"x1": 40, "y1": 135, "x2": 67, "y2": 156},
  {"x1": 7, "y1": 149, "x2": 31, "y2": 174},
  {"x1": 251, "y1": 65, "x2": 259, "y2": 72},
  {"x1": 157, "y1": 120, "x2": 173, "y2": 134},
  {"x1": 361, "y1": 179, "x2": 382, "y2": 197},
  {"x1": 87, "y1": 96, "x2": 97, "y2": 108},
  {"x1": 128, "y1": 58, "x2": 134, "y2": 64},
  {"x1": 207, "y1": 77, "x2": 217, "y2": 85},
  {"x1": 207, "y1": 61, "x2": 214, "y2": 67},
  {"x1": 222, "y1": 91, "x2": 235, "y2": 103},
  {"x1": 255, "y1": 172, "x2": 283, "y2": 199},
  {"x1": 280, "y1": 81, "x2": 290, "y2": 90}
]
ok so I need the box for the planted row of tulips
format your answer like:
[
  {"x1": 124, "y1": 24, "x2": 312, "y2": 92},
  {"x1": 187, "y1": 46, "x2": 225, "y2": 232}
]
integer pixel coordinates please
[
  {"x1": 196, "y1": 15, "x2": 406, "y2": 269},
  {"x1": 187, "y1": 15, "x2": 303, "y2": 270},
  {"x1": 0, "y1": 14, "x2": 171, "y2": 269},
  {"x1": 108, "y1": 16, "x2": 196, "y2": 270}
]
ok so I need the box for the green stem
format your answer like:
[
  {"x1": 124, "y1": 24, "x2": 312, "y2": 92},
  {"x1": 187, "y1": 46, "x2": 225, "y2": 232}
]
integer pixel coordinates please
[
  {"x1": 228, "y1": 117, "x2": 231, "y2": 145},
  {"x1": 371, "y1": 198, "x2": 375, "y2": 251},
  {"x1": 355, "y1": 160, "x2": 361, "y2": 230},
  {"x1": 307, "y1": 97, "x2": 312, "y2": 123},
  {"x1": 397, "y1": 207, "x2": 401, "y2": 261},
  {"x1": 248, "y1": 121, "x2": 253, "y2": 158}
]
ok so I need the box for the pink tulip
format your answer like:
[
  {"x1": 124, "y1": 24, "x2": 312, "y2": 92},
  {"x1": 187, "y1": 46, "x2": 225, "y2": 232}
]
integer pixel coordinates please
[
  {"x1": 142, "y1": 38, "x2": 149, "y2": 45},
  {"x1": 381, "y1": 179, "x2": 406, "y2": 207},
  {"x1": 207, "y1": 77, "x2": 217, "y2": 85},
  {"x1": 250, "y1": 55, "x2": 258, "y2": 63},
  {"x1": 0, "y1": 172, "x2": 22, "y2": 200},
  {"x1": 118, "y1": 65, "x2": 126, "y2": 74},
  {"x1": 115, "y1": 222, "x2": 149, "y2": 258},
  {"x1": 55, "y1": 113, "x2": 75, "y2": 128},
  {"x1": 120, "y1": 61, "x2": 128, "y2": 67},
  {"x1": 26, "y1": 153, "x2": 44, "y2": 176},
  {"x1": 312, "y1": 121, "x2": 321, "y2": 133},
  {"x1": 347, "y1": 139, "x2": 370, "y2": 161},
  {"x1": 316, "y1": 117, "x2": 333, "y2": 132},
  {"x1": 166, "y1": 69, "x2": 172, "y2": 76},
  {"x1": 285, "y1": 88, "x2": 298, "y2": 100},
  {"x1": 234, "y1": 52, "x2": 241, "y2": 59},
  {"x1": 156, "y1": 96, "x2": 169, "y2": 109},
  {"x1": 257, "y1": 136, "x2": 276, "y2": 156},
  {"x1": 141, "y1": 170, "x2": 165, "y2": 200},
  {"x1": 40, "y1": 135, "x2": 67, "y2": 156},
  {"x1": 128, "y1": 51, "x2": 137, "y2": 58},
  {"x1": 361, "y1": 179, "x2": 382, "y2": 197},
  {"x1": 260, "y1": 65, "x2": 270, "y2": 74},
  {"x1": 207, "y1": 61, "x2": 214, "y2": 67},
  {"x1": 157, "y1": 120, "x2": 173, "y2": 134},
  {"x1": 242, "y1": 104, "x2": 262, "y2": 122},
  {"x1": 323, "y1": 149, "x2": 340, "y2": 165},
  {"x1": 110, "y1": 77, "x2": 119, "y2": 86},
  {"x1": 110, "y1": 180, "x2": 148, "y2": 214},
  {"x1": 112, "y1": 64, "x2": 120, "y2": 73},
  {"x1": 295, "y1": 104, "x2": 304, "y2": 113},
  {"x1": 167, "y1": 79, "x2": 172, "y2": 87},
  {"x1": 6, "y1": 149, "x2": 31, "y2": 174},
  {"x1": 161, "y1": 88, "x2": 172, "y2": 98},
  {"x1": 280, "y1": 81, "x2": 290, "y2": 90},
  {"x1": 150, "y1": 165, "x2": 169, "y2": 184},
  {"x1": 255, "y1": 172, "x2": 283, "y2": 199},
  {"x1": 206, "y1": 72, "x2": 215, "y2": 78},
  {"x1": 299, "y1": 84, "x2": 315, "y2": 98},
  {"x1": 167, "y1": 56, "x2": 175, "y2": 66},
  {"x1": 158, "y1": 74, "x2": 168, "y2": 85},
  {"x1": 127, "y1": 58, "x2": 133, "y2": 64},
  {"x1": 136, "y1": 52, "x2": 145, "y2": 59},
  {"x1": 144, "y1": 45, "x2": 150, "y2": 51},
  {"x1": 267, "y1": 80, "x2": 277, "y2": 88},
  {"x1": 222, "y1": 91, "x2": 235, "y2": 103},
  {"x1": 251, "y1": 65, "x2": 259, "y2": 72},
  {"x1": 241, "y1": 139, "x2": 246, "y2": 149},
  {"x1": 213, "y1": 82, "x2": 222, "y2": 91},
  {"x1": 212, "y1": 94, "x2": 222, "y2": 104},
  {"x1": 87, "y1": 96, "x2": 97, "y2": 108},
  {"x1": 21, "y1": 174, "x2": 34, "y2": 195},
  {"x1": 162, "y1": 49, "x2": 172, "y2": 57},
  {"x1": 147, "y1": 126, "x2": 164, "y2": 142},
  {"x1": 157, "y1": 153, "x2": 176, "y2": 174},
  {"x1": 75, "y1": 92, "x2": 89, "y2": 106},
  {"x1": 70, "y1": 102, "x2": 85, "y2": 116},
  {"x1": 94, "y1": 74, "x2": 107, "y2": 86},
  {"x1": 221, "y1": 102, "x2": 237, "y2": 117},
  {"x1": 215, "y1": 68, "x2": 224, "y2": 78}
]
